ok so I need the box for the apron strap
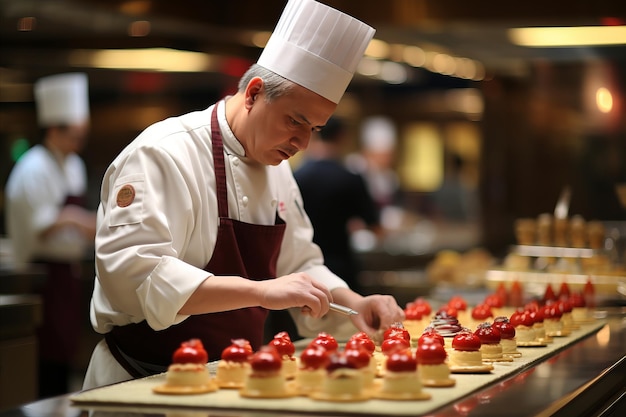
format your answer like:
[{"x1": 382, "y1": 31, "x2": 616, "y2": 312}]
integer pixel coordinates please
[{"x1": 211, "y1": 102, "x2": 229, "y2": 219}]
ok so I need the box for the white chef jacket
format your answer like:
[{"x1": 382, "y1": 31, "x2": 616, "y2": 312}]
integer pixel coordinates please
[
  {"x1": 5, "y1": 144, "x2": 90, "y2": 267},
  {"x1": 90, "y1": 100, "x2": 350, "y2": 339}
]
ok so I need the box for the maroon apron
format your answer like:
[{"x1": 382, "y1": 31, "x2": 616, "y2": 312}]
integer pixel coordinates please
[
  {"x1": 36, "y1": 194, "x2": 85, "y2": 364},
  {"x1": 107, "y1": 103, "x2": 286, "y2": 377}
]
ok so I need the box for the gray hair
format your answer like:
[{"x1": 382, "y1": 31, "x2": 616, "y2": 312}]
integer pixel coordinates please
[{"x1": 238, "y1": 64, "x2": 295, "y2": 102}]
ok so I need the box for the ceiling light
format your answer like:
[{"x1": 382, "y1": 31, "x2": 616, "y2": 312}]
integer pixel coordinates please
[{"x1": 508, "y1": 26, "x2": 626, "y2": 47}]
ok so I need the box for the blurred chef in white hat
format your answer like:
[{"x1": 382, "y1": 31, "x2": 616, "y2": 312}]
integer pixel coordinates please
[
  {"x1": 346, "y1": 115, "x2": 400, "y2": 209},
  {"x1": 5, "y1": 72, "x2": 97, "y2": 398},
  {"x1": 83, "y1": 0, "x2": 404, "y2": 390}
]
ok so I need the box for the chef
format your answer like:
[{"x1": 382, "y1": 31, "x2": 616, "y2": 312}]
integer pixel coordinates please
[
  {"x1": 83, "y1": 0, "x2": 405, "y2": 390},
  {"x1": 5, "y1": 72, "x2": 97, "y2": 397}
]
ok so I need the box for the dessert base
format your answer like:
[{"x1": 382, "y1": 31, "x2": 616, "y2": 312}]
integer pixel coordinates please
[
  {"x1": 240, "y1": 373, "x2": 295, "y2": 399},
  {"x1": 309, "y1": 369, "x2": 369, "y2": 402},
  {"x1": 153, "y1": 364, "x2": 217, "y2": 395},
  {"x1": 215, "y1": 361, "x2": 250, "y2": 389},
  {"x1": 419, "y1": 364, "x2": 456, "y2": 387},
  {"x1": 373, "y1": 372, "x2": 431, "y2": 401}
]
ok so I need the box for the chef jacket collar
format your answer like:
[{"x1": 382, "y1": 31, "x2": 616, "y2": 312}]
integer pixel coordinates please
[{"x1": 216, "y1": 99, "x2": 246, "y2": 158}]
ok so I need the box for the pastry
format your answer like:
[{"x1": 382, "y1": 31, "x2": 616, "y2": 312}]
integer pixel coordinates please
[
  {"x1": 310, "y1": 350, "x2": 369, "y2": 402},
  {"x1": 430, "y1": 311, "x2": 463, "y2": 349},
  {"x1": 525, "y1": 301, "x2": 550, "y2": 343},
  {"x1": 543, "y1": 301, "x2": 568, "y2": 337},
  {"x1": 308, "y1": 332, "x2": 339, "y2": 352},
  {"x1": 448, "y1": 295, "x2": 469, "y2": 324},
  {"x1": 374, "y1": 348, "x2": 431, "y2": 400},
  {"x1": 345, "y1": 344, "x2": 376, "y2": 388},
  {"x1": 345, "y1": 332, "x2": 378, "y2": 378},
  {"x1": 483, "y1": 292, "x2": 507, "y2": 318},
  {"x1": 153, "y1": 339, "x2": 217, "y2": 395},
  {"x1": 269, "y1": 331, "x2": 298, "y2": 379},
  {"x1": 492, "y1": 317, "x2": 521, "y2": 357},
  {"x1": 240, "y1": 345, "x2": 294, "y2": 398},
  {"x1": 294, "y1": 344, "x2": 329, "y2": 394},
  {"x1": 569, "y1": 291, "x2": 594, "y2": 324},
  {"x1": 469, "y1": 303, "x2": 494, "y2": 330},
  {"x1": 215, "y1": 338, "x2": 252, "y2": 389},
  {"x1": 418, "y1": 327, "x2": 446, "y2": 347},
  {"x1": 448, "y1": 330, "x2": 493, "y2": 373},
  {"x1": 510, "y1": 309, "x2": 539, "y2": 345},
  {"x1": 416, "y1": 338, "x2": 455, "y2": 387},
  {"x1": 403, "y1": 305, "x2": 427, "y2": 338},
  {"x1": 558, "y1": 299, "x2": 577, "y2": 331},
  {"x1": 475, "y1": 322, "x2": 511, "y2": 362}
]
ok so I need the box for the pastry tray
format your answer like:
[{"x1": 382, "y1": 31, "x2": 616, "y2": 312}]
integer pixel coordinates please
[{"x1": 70, "y1": 321, "x2": 606, "y2": 416}]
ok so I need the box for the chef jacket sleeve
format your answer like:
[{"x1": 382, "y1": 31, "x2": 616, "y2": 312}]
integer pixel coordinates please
[{"x1": 95, "y1": 139, "x2": 213, "y2": 331}]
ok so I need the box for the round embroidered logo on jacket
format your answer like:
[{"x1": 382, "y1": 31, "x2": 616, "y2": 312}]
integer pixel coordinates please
[{"x1": 116, "y1": 184, "x2": 135, "y2": 207}]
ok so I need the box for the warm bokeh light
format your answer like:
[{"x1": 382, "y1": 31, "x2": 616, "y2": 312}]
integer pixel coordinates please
[
  {"x1": 128, "y1": 20, "x2": 151, "y2": 37},
  {"x1": 402, "y1": 45, "x2": 426, "y2": 67},
  {"x1": 595, "y1": 324, "x2": 610, "y2": 347},
  {"x1": 251, "y1": 31, "x2": 271, "y2": 48},
  {"x1": 508, "y1": 25, "x2": 626, "y2": 47},
  {"x1": 400, "y1": 123, "x2": 443, "y2": 191},
  {"x1": 595, "y1": 87, "x2": 613, "y2": 113},
  {"x1": 69, "y1": 48, "x2": 212, "y2": 72},
  {"x1": 364, "y1": 39, "x2": 390, "y2": 59}
]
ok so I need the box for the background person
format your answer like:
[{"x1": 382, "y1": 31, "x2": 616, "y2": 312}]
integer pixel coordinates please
[
  {"x1": 5, "y1": 72, "x2": 97, "y2": 398},
  {"x1": 295, "y1": 116, "x2": 381, "y2": 294},
  {"x1": 83, "y1": 0, "x2": 404, "y2": 391}
]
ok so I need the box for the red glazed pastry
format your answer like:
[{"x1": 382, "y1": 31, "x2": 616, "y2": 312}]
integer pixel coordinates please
[
  {"x1": 241, "y1": 345, "x2": 294, "y2": 398},
  {"x1": 216, "y1": 339, "x2": 253, "y2": 389},
  {"x1": 154, "y1": 338, "x2": 216, "y2": 394},
  {"x1": 416, "y1": 338, "x2": 455, "y2": 387}
]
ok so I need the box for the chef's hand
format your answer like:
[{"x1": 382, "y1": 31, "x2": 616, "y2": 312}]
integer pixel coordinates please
[
  {"x1": 331, "y1": 288, "x2": 405, "y2": 339},
  {"x1": 256, "y1": 272, "x2": 332, "y2": 319}
]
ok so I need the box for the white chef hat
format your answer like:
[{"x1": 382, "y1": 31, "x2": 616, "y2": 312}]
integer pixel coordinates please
[
  {"x1": 34, "y1": 73, "x2": 89, "y2": 127},
  {"x1": 361, "y1": 116, "x2": 397, "y2": 151},
  {"x1": 257, "y1": 0, "x2": 375, "y2": 104}
]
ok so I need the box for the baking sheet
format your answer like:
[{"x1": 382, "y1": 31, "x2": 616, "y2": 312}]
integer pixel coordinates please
[{"x1": 71, "y1": 320, "x2": 606, "y2": 416}]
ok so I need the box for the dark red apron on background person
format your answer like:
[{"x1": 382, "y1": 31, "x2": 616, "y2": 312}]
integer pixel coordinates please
[
  {"x1": 35, "y1": 194, "x2": 86, "y2": 397},
  {"x1": 106, "y1": 102, "x2": 287, "y2": 377},
  {"x1": 37, "y1": 194, "x2": 85, "y2": 362}
]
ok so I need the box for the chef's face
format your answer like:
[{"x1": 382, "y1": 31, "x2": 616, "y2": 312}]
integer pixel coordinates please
[
  {"x1": 47, "y1": 120, "x2": 90, "y2": 156},
  {"x1": 244, "y1": 79, "x2": 337, "y2": 166}
]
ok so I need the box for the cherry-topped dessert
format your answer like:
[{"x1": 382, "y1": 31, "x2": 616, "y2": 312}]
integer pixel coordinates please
[
  {"x1": 269, "y1": 331, "x2": 296, "y2": 357},
  {"x1": 309, "y1": 332, "x2": 339, "y2": 352},
  {"x1": 346, "y1": 332, "x2": 376, "y2": 355},
  {"x1": 385, "y1": 349, "x2": 417, "y2": 373},
  {"x1": 249, "y1": 346, "x2": 282, "y2": 373},
  {"x1": 418, "y1": 327, "x2": 445, "y2": 346},
  {"x1": 510, "y1": 310, "x2": 534, "y2": 327},
  {"x1": 299, "y1": 345, "x2": 330, "y2": 370},
  {"x1": 474, "y1": 322, "x2": 501, "y2": 344},
  {"x1": 221, "y1": 338, "x2": 253, "y2": 363},
  {"x1": 173, "y1": 338, "x2": 209, "y2": 364},
  {"x1": 381, "y1": 335, "x2": 411, "y2": 356},
  {"x1": 383, "y1": 324, "x2": 411, "y2": 343},
  {"x1": 471, "y1": 303, "x2": 494, "y2": 321},
  {"x1": 216, "y1": 338, "x2": 254, "y2": 389},
  {"x1": 448, "y1": 295, "x2": 468, "y2": 311},
  {"x1": 416, "y1": 340, "x2": 447, "y2": 365},
  {"x1": 451, "y1": 330, "x2": 481, "y2": 351},
  {"x1": 492, "y1": 317, "x2": 516, "y2": 340}
]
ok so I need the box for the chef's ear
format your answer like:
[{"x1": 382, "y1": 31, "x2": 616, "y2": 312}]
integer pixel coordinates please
[{"x1": 245, "y1": 77, "x2": 263, "y2": 108}]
